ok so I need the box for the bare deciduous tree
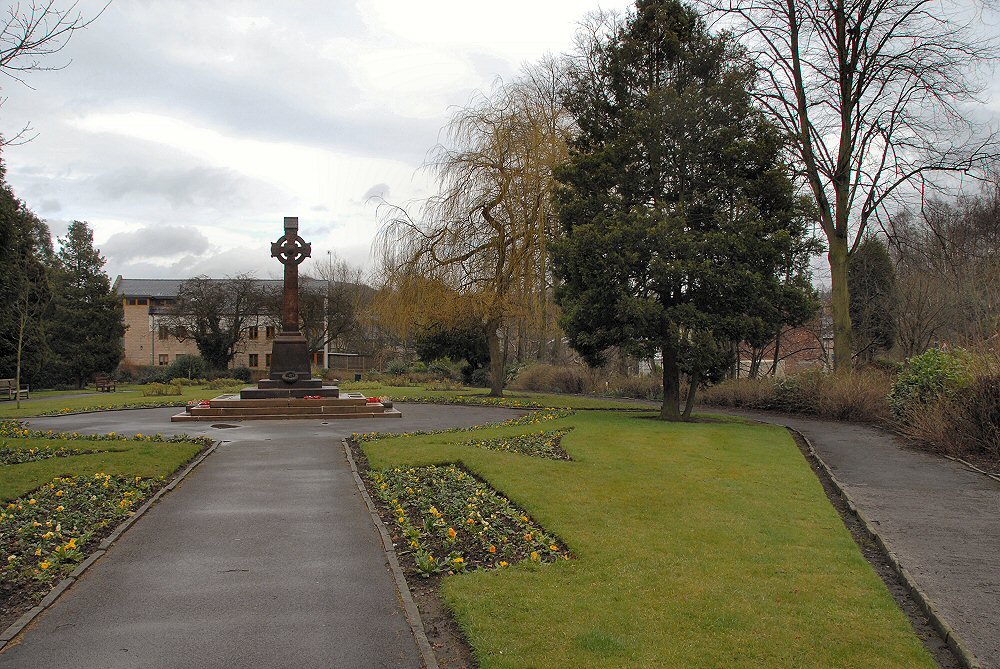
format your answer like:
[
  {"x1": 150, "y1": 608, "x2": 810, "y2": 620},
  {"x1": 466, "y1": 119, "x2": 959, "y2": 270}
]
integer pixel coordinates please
[
  {"x1": 1, "y1": 0, "x2": 108, "y2": 144},
  {"x1": 700, "y1": 0, "x2": 999, "y2": 369},
  {"x1": 374, "y1": 58, "x2": 572, "y2": 396},
  {"x1": 166, "y1": 274, "x2": 266, "y2": 371}
]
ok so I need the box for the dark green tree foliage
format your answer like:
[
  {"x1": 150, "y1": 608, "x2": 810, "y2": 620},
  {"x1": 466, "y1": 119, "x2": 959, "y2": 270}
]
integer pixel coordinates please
[
  {"x1": 0, "y1": 159, "x2": 53, "y2": 387},
  {"x1": 413, "y1": 324, "x2": 490, "y2": 383},
  {"x1": 47, "y1": 221, "x2": 124, "y2": 387},
  {"x1": 848, "y1": 236, "x2": 897, "y2": 361},
  {"x1": 553, "y1": 0, "x2": 817, "y2": 419}
]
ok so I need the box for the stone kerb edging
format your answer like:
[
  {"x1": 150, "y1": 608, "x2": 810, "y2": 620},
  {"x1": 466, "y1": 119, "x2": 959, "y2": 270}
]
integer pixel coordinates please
[
  {"x1": 0, "y1": 441, "x2": 221, "y2": 653},
  {"x1": 341, "y1": 438, "x2": 440, "y2": 669},
  {"x1": 787, "y1": 425, "x2": 983, "y2": 669}
]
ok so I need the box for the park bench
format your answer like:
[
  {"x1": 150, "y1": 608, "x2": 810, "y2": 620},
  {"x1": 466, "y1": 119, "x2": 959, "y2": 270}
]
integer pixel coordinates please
[
  {"x1": 94, "y1": 374, "x2": 116, "y2": 392},
  {"x1": 0, "y1": 378, "x2": 29, "y2": 400}
]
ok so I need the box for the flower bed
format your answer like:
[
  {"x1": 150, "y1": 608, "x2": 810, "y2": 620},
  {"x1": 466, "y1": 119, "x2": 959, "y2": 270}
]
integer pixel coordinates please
[
  {"x1": 1, "y1": 473, "x2": 160, "y2": 593},
  {"x1": 0, "y1": 420, "x2": 214, "y2": 448},
  {"x1": 368, "y1": 464, "x2": 570, "y2": 577},
  {"x1": 352, "y1": 409, "x2": 574, "y2": 445},
  {"x1": 33, "y1": 401, "x2": 189, "y2": 417},
  {"x1": 462, "y1": 429, "x2": 573, "y2": 460},
  {"x1": 0, "y1": 443, "x2": 103, "y2": 465}
]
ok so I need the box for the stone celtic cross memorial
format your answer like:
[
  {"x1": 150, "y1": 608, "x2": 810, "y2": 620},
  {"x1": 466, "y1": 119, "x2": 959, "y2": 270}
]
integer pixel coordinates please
[{"x1": 171, "y1": 217, "x2": 401, "y2": 421}]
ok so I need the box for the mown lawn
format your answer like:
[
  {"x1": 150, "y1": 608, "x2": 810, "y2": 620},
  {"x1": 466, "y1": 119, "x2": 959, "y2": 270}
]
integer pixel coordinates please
[
  {"x1": 343, "y1": 383, "x2": 657, "y2": 410},
  {"x1": 1, "y1": 437, "x2": 204, "y2": 501},
  {"x1": 0, "y1": 383, "x2": 654, "y2": 419},
  {"x1": 362, "y1": 410, "x2": 935, "y2": 669},
  {"x1": 0, "y1": 384, "x2": 237, "y2": 419}
]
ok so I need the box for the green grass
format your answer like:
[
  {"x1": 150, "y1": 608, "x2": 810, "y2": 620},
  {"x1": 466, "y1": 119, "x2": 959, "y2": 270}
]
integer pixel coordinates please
[
  {"x1": 1, "y1": 437, "x2": 203, "y2": 501},
  {"x1": 0, "y1": 384, "x2": 236, "y2": 419},
  {"x1": 363, "y1": 411, "x2": 935, "y2": 669},
  {"x1": 0, "y1": 383, "x2": 650, "y2": 418},
  {"x1": 343, "y1": 383, "x2": 657, "y2": 410}
]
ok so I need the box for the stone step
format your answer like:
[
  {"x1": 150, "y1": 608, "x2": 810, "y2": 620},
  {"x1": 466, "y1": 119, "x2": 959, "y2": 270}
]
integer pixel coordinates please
[
  {"x1": 170, "y1": 408, "x2": 402, "y2": 422},
  {"x1": 187, "y1": 404, "x2": 389, "y2": 416},
  {"x1": 210, "y1": 397, "x2": 370, "y2": 409}
]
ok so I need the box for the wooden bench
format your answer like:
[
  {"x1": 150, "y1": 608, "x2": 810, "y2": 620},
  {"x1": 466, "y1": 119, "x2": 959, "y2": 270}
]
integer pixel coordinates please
[
  {"x1": 0, "y1": 378, "x2": 29, "y2": 400},
  {"x1": 95, "y1": 374, "x2": 116, "y2": 392}
]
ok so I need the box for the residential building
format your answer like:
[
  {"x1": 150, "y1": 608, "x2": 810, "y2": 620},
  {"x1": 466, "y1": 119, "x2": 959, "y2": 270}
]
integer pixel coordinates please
[{"x1": 113, "y1": 277, "x2": 331, "y2": 370}]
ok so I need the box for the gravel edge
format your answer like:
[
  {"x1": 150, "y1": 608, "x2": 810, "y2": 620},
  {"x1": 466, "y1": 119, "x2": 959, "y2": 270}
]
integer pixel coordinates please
[{"x1": 0, "y1": 440, "x2": 221, "y2": 651}]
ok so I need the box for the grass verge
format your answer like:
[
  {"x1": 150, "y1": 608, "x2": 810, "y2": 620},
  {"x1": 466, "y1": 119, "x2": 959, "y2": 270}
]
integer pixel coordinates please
[{"x1": 359, "y1": 410, "x2": 936, "y2": 669}]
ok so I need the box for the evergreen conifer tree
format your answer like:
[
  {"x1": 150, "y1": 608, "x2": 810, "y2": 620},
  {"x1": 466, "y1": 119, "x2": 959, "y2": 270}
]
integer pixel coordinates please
[
  {"x1": 553, "y1": 0, "x2": 817, "y2": 419},
  {"x1": 48, "y1": 221, "x2": 124, "y2": 387}
]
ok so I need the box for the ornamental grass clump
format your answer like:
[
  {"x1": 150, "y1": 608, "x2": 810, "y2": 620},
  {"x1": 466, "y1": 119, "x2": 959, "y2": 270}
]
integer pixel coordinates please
[
  {"x1": 462, "y1": 429, "x2": 573, "y2": 460},
  {"x1": 1, "y1": 474, "x2": 159, "y2": 593},
  {"x1": 368, "y1": 464, "x2": 569, "y2": 577}
]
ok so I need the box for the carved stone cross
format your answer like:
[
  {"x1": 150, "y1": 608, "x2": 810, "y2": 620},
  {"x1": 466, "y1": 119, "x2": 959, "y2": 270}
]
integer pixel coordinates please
[{"x1": 270, "y1": 216, "x2": 311, "y2": 334}]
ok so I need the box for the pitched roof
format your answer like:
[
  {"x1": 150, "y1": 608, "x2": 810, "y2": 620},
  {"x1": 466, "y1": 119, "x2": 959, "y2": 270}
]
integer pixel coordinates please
[{"x1": 114, "y1": 277, "x2": 328, "y2": 298}]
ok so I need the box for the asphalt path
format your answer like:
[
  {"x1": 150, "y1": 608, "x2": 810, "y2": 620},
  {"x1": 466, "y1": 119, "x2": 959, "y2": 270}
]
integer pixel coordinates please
[
  {"x1": 0, "y1": 404, "x2": 528, "y2": 669},
  {"x1": 711, "y1": 408, "x2": 1000, "y2": 669}
]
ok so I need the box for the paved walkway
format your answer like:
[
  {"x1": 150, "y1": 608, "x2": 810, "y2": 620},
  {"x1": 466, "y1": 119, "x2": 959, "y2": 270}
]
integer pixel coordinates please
[
  {"x1": 712, "y1": 409, "x2": 1000, "y2": 669},
  {"x1": 0, "y1": 404, "x2": 527, "y2": 669}
]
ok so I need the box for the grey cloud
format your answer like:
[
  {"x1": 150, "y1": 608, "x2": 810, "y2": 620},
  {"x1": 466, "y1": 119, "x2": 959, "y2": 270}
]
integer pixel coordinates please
[
  {"x1": 101, "y1": 225, "x2": 211, "y2": 262},
  {"x1": 91, "y1": 166, "x2": 277, "y2": 211},
  {"x1": 44, "y1": 4, "x2": 441, "y2": 163},
  {"x1": 39, "y1": 198, "x2": 61, "y2": 213}
]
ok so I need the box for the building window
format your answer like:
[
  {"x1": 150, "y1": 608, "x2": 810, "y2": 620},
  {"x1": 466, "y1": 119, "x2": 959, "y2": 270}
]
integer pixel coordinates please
[
  {"x1": 125, "y1": 297, "x2": 149, "y2": 306},
  {"x1": 158, "y1": 325, "x2": 169, "y2": 340},
  {"x1": 248, "y1": 325, "x2": 259, "y2": 340},
  {"x1": 265, "y1": 353, "x2": 272, "y2": 368},
  {"x1": 158, "y1": 354, "x2": 169, "y2": 366},
  {"x1": 265, "y1": 325, "x2": 275, "y2": 339},
  {"x1": 312, "y1": 352, "x2": 323, "y2": 366},
  {"x1": 249, "y1": 354, "x2": 259, "y2": 368}
]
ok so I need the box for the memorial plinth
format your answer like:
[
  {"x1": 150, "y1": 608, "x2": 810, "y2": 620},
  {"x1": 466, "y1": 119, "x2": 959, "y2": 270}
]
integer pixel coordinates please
[{"x1": 171, "y1": 216, "x2": 400, "y2": 422}]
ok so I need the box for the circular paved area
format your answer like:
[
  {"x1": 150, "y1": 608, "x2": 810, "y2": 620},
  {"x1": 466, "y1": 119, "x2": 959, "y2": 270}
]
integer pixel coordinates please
[{"x1": 1, "y1": 404, "x2": 528, "y2": 669}]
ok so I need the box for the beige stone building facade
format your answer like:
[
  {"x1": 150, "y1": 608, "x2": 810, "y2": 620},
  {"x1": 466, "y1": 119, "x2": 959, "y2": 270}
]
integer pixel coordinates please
[{"x1": 114, "y1": 277, "x2": 329, "y2": 371}]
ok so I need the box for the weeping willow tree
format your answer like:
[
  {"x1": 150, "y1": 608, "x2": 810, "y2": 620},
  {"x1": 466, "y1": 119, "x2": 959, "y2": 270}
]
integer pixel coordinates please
[{"x1": 374, "y1": 59, "x2": 572, "y2": 396}]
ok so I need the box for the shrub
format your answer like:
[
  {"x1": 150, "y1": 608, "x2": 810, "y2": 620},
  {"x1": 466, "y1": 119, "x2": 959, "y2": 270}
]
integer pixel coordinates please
[
  {"x1": 888, "y1": 348, "x2": 973, "y2": 418},
  {"x1": 900, "y1": 375, "x2": 1000, "y2": 464},
  {"x1": 701, "y1": 368, "x2": 893, "y2": 423},
  {"x1": 511, "y1": 364, "x2": 593, "y2": 394},
  {"x1": 167, "y1": 355, "x2": 207, "y2": 380},
  {"x1": 425, "y1": 379, "x2": 465, "y2": 391},
  {"x1": 386, "y1": 359, "x2": 410, "y2": 375},
  {"x1": 469, "y1": 367, "x2": 492, "y2": 388},
  {"x1": 141, "y1": 382, "x2": 182, "y2": 397},
  {"x1": 113, "y1": 361, "x2": 140, "y2": 383},
  {"x1": 135, "y1": 366, "x2": 170, "y2": 385},
  {"x1": 428, "y1": 357, "x2": 465, "y2": 380},
  {"x1": 603, "y1": 374, "x2": 662, "y2": 400},
  {"x1": 203, "y1": 377, "x2": 245, "y2": 390},
  {"x1": 228, "y1": 367, "x2": 253, "y2": 383}
]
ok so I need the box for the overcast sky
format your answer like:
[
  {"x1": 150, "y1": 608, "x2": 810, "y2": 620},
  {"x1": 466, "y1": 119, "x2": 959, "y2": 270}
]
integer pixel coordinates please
[
  {"x1": 4, "y1": 1, "x2": 999, "y2": 286},
  {"x1": 1, "y1": 0, "x2": 633, "y2": 281}
]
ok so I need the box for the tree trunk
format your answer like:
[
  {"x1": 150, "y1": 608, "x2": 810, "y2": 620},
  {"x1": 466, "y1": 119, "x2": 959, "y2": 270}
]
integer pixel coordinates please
[
  {"x1": 659, "y1": 337, "x2": 681, "y2": 420},
  {"x1": 15, "y1": 313, "x2": 25, "y2": 410},
  {"x1": 828, "y1": 233, "x2": 853, "y2": 371},
  {"x1": 682, "y1": 372, "x2": 700, "y2": 420},
  {"x1": 486, "y1": 318, "x2": 504, "y2": 397}
]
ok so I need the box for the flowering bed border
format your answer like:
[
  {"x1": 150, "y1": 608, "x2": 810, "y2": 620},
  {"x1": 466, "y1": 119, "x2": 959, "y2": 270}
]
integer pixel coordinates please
[{"x1": 0, "y1": 438, "x2": 219, "y2": 651}]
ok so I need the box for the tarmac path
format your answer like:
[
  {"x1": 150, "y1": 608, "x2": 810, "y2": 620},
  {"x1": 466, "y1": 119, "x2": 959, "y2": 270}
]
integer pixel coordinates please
[
  {"x1": 712, "y1": 408, "x2": 1000, "y2": 669},
  {"x1": 0, "y1": 404, "x2": 528, "y2": 669}
]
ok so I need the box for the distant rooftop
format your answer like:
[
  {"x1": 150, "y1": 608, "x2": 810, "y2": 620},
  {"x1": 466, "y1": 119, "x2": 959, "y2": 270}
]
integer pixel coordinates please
[{"x1": 113, "y1": 277, "x2": 326, "y2": 298}]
